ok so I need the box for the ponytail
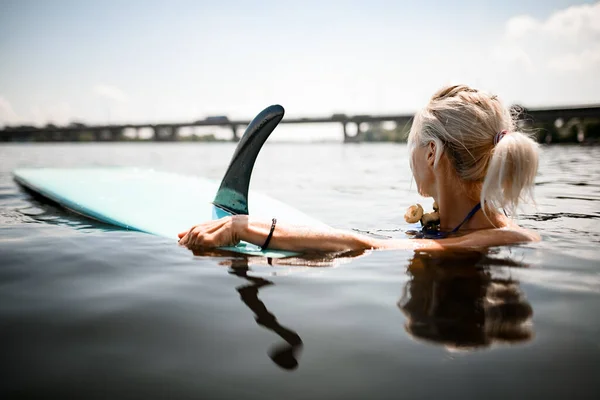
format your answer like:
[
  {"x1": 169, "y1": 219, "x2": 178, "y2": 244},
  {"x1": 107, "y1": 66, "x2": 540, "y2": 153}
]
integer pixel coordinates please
[{"x1": 481, "y1": 131, "x2": 539, "y2": 215}]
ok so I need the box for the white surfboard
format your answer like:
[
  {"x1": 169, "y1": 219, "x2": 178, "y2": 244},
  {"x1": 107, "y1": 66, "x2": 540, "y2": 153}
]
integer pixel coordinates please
[{"x1": 13, "y1": 105, "x2": 329, "y2": 258}]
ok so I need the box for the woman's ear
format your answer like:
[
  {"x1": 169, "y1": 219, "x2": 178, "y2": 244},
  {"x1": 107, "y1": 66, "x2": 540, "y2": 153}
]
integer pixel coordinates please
[{"x1": 427, "y1": 141, "x2": 436, "y2": 167}]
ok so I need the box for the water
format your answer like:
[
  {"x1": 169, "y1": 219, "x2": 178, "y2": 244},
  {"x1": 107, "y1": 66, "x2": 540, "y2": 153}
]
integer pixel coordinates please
[{"x1": 1, "y1": 143, "x2": 599, "y2": 399}]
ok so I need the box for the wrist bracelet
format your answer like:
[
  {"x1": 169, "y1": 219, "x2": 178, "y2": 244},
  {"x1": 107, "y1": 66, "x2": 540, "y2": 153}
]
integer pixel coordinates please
[{"x1": 261, "y1": 218, "x2": 277, "y2": 250}]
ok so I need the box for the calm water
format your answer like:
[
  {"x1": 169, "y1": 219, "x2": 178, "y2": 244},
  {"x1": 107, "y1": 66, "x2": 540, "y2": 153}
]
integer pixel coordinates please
[{"x1": 1, "y1": 142, "x2": 599, "y2": 399}]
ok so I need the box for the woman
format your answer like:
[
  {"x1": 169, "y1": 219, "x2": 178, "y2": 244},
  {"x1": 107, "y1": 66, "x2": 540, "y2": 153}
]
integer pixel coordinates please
[{"x1": 179, "y1": 85, "x2": 540, "y2": 252}]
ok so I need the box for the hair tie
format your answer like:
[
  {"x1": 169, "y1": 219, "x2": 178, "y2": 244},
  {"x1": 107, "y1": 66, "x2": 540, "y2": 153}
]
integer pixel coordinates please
[
  {"x1": 261, "y1": 218, "x2": 277, "y2": 250},
  {"x1": 494, "y1": 130, "x2": 508, "y2": 145}
]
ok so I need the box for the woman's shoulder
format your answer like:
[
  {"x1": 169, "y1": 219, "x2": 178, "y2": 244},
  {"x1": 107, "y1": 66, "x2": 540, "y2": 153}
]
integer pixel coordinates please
[
  {"x1": 376, "y1": 222, "x2": 539, "y2": 251},
  {"x1": 453, "y1": 224, "x2": 540, "y2": 248}
]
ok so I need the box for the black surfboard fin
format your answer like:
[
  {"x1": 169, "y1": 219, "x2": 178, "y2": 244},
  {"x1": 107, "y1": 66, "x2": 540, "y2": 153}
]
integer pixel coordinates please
[{"x1": 213, "y1": 105, "x2": 284, "y2": 215}]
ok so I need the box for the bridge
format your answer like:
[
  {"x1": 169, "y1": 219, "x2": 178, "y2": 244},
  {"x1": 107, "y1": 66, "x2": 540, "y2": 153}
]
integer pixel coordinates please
[{"x1": 1, "y1": 104, "x2": 599, "y2": 143}]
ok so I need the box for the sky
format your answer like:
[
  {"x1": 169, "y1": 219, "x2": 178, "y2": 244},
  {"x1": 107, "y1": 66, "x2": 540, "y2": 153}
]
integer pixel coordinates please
[{"x1": 0, "y1": 0, "x2": 599, "y2": 130}]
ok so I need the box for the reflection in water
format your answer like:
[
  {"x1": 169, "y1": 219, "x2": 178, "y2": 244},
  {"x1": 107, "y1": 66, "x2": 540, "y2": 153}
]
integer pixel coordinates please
[
  {"x1": 218, "y1": 251, "x2": 367, "y2": 370},
  {"x1": 398, "y1": 251, "x2": 534, "y2": 350},
  {"x1": 227, "y1": 258, "x2": 304, "y2": 370},
  {"x1": 209, "y1": 249, "x2": 534, "y2": 367}
]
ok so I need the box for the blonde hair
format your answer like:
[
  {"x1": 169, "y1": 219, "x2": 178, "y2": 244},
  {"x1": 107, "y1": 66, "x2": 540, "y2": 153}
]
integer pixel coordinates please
[{"x1": 408, "y1": 84, "x2": 539, "y2": 215}]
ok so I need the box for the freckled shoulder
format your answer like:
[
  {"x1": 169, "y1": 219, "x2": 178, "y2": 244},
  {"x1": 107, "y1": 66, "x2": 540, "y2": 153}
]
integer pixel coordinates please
[
  {"x1": 373, "y1": 224, "x2": 539, "y2": 251},
  {"x1": 457, "y1": 226, "x2": 540, "y2": 247}
]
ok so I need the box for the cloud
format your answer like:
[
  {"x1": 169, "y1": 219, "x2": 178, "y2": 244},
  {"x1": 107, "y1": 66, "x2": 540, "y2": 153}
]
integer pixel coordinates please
[
  {"x1": 0, "y1": 96, "x2": 20, "y2": 127},
  {"x1": 548, "y1": 45, "x2": 600, "y2": 72},
  {"x1": 490, "y1": 44, "x2": 536, "y2": 73},
  {"x1": 93, "y1": 84, "x2": 128, "y2": 103},
  {"x1": 507, "y1": 2, "x2": 600, "y2": 41},
  {"x1": 494, "y1": 2, "x2": 600, "y2": 73},
  {"x1": 30, "y1": 102, "x2": 73, "y2": 126},
  {"x1": 542, "y1": 2, "x2": 600, "y2": 41},
  {"x1": 0, "y1": 97, "x2": 77, "y2": 127},
  {"x1": 505, "y1": 15, "x2": 540, "y2": 39}
]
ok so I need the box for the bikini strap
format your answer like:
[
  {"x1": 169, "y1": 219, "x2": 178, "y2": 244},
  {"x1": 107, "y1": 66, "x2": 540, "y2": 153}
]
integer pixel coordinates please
[{"x1": 449, "y1": 202, "x2": 482, "y2": 234}]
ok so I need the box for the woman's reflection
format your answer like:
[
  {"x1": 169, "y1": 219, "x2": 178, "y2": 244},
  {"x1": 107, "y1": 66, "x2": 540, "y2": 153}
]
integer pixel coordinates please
[{"x1": 398, "y1": 251, "x2": 534, "y2": 350}]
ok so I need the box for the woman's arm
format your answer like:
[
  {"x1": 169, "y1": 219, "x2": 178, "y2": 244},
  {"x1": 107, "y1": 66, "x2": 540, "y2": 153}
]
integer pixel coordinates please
[
  {"x1": 178, "y1": 216, "x2": 460, "y2": 252},
  {"x1": 236, "y1": 216, "x2": 377, "y2": 252},
  {"x1": 178, "y1": 215, "x2": 379, "y2": 252},
  {"x1": 178, "y1": 216, "x2": 537, "y2": 253}
]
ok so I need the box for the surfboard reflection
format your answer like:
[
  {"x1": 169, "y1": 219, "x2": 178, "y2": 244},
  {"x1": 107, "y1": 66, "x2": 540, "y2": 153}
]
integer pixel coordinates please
[
  {"x1": 398, "y1": 251, "x2": 534, "y2": 350},
  {"x1": 226, "y1": 258, "x2": 303, "y2": 370},
  {"x1": 216, "y1": 251, "x2": 367, "y2": 370}
]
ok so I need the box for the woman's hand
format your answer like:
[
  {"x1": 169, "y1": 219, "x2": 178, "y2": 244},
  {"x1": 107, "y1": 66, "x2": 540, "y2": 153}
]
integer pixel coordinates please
[{"x1": 178, "y1": 216, "x2": 247, "y2": 249}]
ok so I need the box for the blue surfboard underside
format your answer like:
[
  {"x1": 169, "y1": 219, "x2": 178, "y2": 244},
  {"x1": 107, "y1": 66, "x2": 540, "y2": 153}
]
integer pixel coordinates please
[{"x1": 13, "y1": 167, "x2": 329, "y2": 258}]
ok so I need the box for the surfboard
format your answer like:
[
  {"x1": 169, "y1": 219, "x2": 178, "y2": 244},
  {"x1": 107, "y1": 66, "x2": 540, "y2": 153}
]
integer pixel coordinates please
[{"x1": 13, "y1": 105, "x2": 329, "y2": 258}]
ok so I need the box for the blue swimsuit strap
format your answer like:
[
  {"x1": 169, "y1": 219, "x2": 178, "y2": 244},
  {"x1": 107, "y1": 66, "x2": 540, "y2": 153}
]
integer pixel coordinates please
[
  {"x1": 420, "y1": 202, "x2": 482, "y2": 239},
  {"x1": 449, "y1": 202, "x2": 482, "y2": 234}
]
